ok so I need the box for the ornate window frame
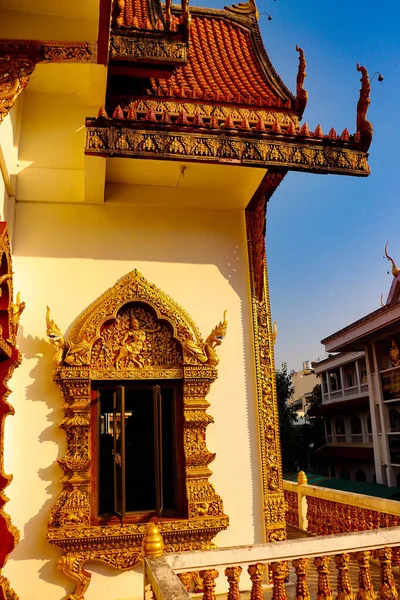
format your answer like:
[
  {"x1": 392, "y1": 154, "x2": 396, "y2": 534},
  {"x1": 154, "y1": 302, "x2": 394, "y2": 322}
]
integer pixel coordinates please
[{"x1": 46, "y1": 270, "x2": 228, "y2": 600}]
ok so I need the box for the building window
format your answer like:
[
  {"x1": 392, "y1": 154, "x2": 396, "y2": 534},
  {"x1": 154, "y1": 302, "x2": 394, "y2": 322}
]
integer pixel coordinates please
[
  {"x1": 389, "y1": 408, "x2": 400, "y2": 434},
  {"x1": 355, "y1": 468, "x2": 367, "y2": 482},
  {"x1": 93, "y1": 381, "x2": 186, "y2": 521},
  {"x1": 329, "y1": 370, "x2": 342, "y2": 392},
  {"x1": 345, "y1": 372, "x2": 354, "y2": 388},
  {"x1": 335, "y1": 417, "x2": 346, "y2": 441},
  {"x1": 360, "y1": 369, "x2": 368, "y2": 384},
  {"x1": 339, "y1": 467, "x2": 350, "y2": 481},
  {"x1": 350, "y1": 415, "x2": 362, "y2": 442}
]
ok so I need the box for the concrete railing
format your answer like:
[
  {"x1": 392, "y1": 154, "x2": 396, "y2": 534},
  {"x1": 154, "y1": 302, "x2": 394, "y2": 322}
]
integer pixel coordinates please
[
  {"x1": 143, "y1": 523, "x2": 400, "y2": 600},
  {"x1": 284, "y1": 472, "x2": 400, "y2": 535}
]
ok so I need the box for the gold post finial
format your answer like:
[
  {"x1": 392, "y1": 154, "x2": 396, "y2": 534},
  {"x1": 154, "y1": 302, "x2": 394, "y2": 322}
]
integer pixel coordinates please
[
  {"x1": 385, "y1": 242, "x2": 400, "y2": 277},
  {"x1": 142, "y1": 523, "x2": 164, "y2": 558},
  {"x1": 297, "y1": 470, "x2": 308, "y2": 485}
]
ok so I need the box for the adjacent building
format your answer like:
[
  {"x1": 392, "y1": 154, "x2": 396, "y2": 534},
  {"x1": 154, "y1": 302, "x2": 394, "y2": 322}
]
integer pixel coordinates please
[
  {"x1": 314, "y1": 253, "x2": 400, "y2": 487},
  {"x1": 290, "y1": 362, "x2": 319, "y2": 423}
]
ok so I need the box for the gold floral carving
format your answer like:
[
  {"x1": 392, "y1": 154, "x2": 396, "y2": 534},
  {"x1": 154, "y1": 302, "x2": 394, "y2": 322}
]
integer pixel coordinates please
[
  {"x1": 85, "y1": 124, "x2": 370, "y2": 176},
  {"x1": 125, "y1": 98, "x2": 300, "y2": 127},
  {"x1": 110, "y1": 35, "x2": 187, "y2": 63},
  {"x1": 0, "y1": 55, "x2": 35, "y2": 123},
  {"x1": 0, "y1": 41, "x2": 96, "y2": 64},
  {"x1": 246, "y1": 171, "x2": 287, "y2": 541},
  {"x1": 0, "y1": 223, "x2": 23, "y2": 600},
  {"x1": 46, "y1": 270, "x2": 228, "y2": 599}
]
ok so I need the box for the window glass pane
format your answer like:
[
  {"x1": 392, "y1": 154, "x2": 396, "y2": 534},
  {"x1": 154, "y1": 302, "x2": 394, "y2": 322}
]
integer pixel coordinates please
[
  {"x1": 125, "y1": 388, "x2": 156, "y2": 512},
  {"x1": 99, "y1": 389, "x2": 114, "y2": 514},
  {"x1": 161, "y1": 387, "x2": 177, "y2": 511}
]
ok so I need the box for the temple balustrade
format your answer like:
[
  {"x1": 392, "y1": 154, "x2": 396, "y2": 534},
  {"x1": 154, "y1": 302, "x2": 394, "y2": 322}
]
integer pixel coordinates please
[
  {"x1": 143, "y1": 523, "x2": 400, "y2": 600},
  {"x1": 283, "y1": 473, "x2": 400, "y2": 537}
]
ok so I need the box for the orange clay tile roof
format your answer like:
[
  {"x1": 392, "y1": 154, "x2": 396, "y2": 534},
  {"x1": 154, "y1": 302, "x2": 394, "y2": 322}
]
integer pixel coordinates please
[
  {"x1": 117, "y1": 0, "x2": 163, "y2": 30},
  {"x1": 146, "y1": 13, "x2": 294, "y2": 109}
]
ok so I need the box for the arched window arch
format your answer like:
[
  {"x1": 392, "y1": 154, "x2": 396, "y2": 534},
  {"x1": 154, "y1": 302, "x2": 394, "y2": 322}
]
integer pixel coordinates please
[{"x1": 355, "y1": 468, "x2": 367, "y2": 482}]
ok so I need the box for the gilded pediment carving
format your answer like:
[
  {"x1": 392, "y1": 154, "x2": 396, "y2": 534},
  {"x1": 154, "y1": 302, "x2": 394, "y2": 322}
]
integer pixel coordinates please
[{"x1": 46, "y1": 269, "x2": 227, "y2": 373}]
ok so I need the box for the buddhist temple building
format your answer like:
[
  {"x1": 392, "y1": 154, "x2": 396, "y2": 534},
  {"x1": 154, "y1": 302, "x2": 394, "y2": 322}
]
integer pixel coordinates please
[{"x1": 0, "y1": 0, "x2": 380, "y2": 599}]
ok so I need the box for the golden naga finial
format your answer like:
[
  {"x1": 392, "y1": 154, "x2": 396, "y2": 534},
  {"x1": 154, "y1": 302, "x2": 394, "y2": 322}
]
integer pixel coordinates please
[
  {"x1": 10, "y1": 291, "x2": 25, "y2": 334},
  {"x1": 295, "y1": 46, "x2": 308, "y2": 116},
  {"x1": 385, "y1": 242, "x2": 400, "y2": 277},
  {"x1": 204, "y1": 310, "x2": 228, "y2": 366},
  {"x1": 46, "y1": 306, "x2": 65, "y2": 364},
  {"x1": 272, "y1": 321, "x2": 277, "y2": 345},
  {"x1": 356, "y1": 63, "x2": 373, "y2": 151}
]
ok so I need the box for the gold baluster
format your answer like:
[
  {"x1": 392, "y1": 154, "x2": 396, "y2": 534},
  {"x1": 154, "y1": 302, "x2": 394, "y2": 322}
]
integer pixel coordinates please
[
  {"x1": 248, "y1": 563, "x2": 266, "y2": 600},
  {"x1": 358, "y1": 508, "x2": 367, "y2": 532},
  {"x1": 354, "y1": 551, "x2": 377, "y2": 600},
  {"x1": 225, "y1": 566, "x2": 242, "y2": 600},
  {"x1": 314, "y1": 556, "x2": 333, "y2": 600},
  {"x1": 178, "y1": 573, "x2": 193, "y2": 592},
  {"x1": 293, "y1": 557, "x2": 311, "y2": 600},
  {"x1": 270, "y1": 561, "x2": 289, "y2": 600},
  {"x1": 335, "y1": 553, "x2": 354, "y2": 600},
  {"x1": 377, "y1": 548, "x2": 398, "y2": 600},
  {"x1": 200, "y1": 569, "x2": 219, "y2": 600}
]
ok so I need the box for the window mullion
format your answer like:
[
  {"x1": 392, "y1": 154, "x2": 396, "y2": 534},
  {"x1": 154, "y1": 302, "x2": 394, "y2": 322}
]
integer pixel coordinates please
[
  {"x1": 113, "y1": 385, "x2": 126, "y2": 522},
  {"x1": 153, "y1": 385, "x2": 163, "y2": 517}
]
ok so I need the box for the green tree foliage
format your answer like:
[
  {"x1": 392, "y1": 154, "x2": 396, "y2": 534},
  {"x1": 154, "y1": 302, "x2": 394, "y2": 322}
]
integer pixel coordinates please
[
  {"x1": 276, "y1": 363, "x2": 302, "y2": 472},
  {"x1": 276, "y1": 368, "x2": 326, "y2": 474}
]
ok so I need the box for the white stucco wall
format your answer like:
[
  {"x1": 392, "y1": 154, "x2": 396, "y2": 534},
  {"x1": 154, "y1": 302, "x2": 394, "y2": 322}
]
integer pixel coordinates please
[{"x1": 3, "y1": 197, "x2": 263, "y2": 600}]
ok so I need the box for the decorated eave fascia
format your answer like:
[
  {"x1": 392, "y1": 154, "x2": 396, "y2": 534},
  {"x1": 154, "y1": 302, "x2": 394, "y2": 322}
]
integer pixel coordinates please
[
  {"x1": 89, "y1": 0, "x2": 373, "y2": 177},
  {"x1": 85, "y1": 109, "x2": 370, "y2": 176}
]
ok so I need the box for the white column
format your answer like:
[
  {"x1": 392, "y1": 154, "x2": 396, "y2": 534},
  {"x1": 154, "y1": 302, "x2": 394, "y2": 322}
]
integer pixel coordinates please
[
  {"x1": 355, "y1": 359, "x2": 361, "y2": 393},
  {"x1": 367, "y1": 343, "x2": 390, "y2": 485},
  {"x1": 326, "y1": 372, "x2": 331, "y2": 402},
  {"x1": 339, "y1": 366, "x2": 345, "y2": 398}
]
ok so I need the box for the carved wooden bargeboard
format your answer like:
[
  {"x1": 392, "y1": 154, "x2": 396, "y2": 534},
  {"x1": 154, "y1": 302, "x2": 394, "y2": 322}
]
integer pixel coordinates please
[{"x1": 46, "y1": 270, "x2": 228, "y2": 600}]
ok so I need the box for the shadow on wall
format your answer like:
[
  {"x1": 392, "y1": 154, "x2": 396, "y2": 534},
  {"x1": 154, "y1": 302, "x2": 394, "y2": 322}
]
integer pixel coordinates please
[
  {"x1": 13, "y1": 203, "x2": 244, "y2": 295},
  {"x1": 8, "y1": 326, "x2": 70, "y2": 595}
]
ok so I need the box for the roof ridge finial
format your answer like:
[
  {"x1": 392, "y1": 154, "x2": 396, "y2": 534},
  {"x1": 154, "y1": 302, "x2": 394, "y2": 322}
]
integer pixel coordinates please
[
  {"x1": 295, "y1": 45, "x2": 308, "y2": 117},
  {"x1": 385, "y1": 241, "x2": 400, "y2": 277},
  {"x1": 225, "y1": 0, "x2": 259, "y2": 18}
]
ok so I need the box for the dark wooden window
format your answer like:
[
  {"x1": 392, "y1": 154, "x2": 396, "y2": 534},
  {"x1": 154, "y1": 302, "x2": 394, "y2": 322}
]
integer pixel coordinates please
[{"x1": 91, "y1": 380, "x2": 186, "y2": 523}]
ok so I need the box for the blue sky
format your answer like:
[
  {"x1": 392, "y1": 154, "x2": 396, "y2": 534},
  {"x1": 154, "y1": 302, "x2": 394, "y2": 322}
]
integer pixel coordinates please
[{"x1": 191, "y1": 0, "x2": 399, "y2": 370}]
